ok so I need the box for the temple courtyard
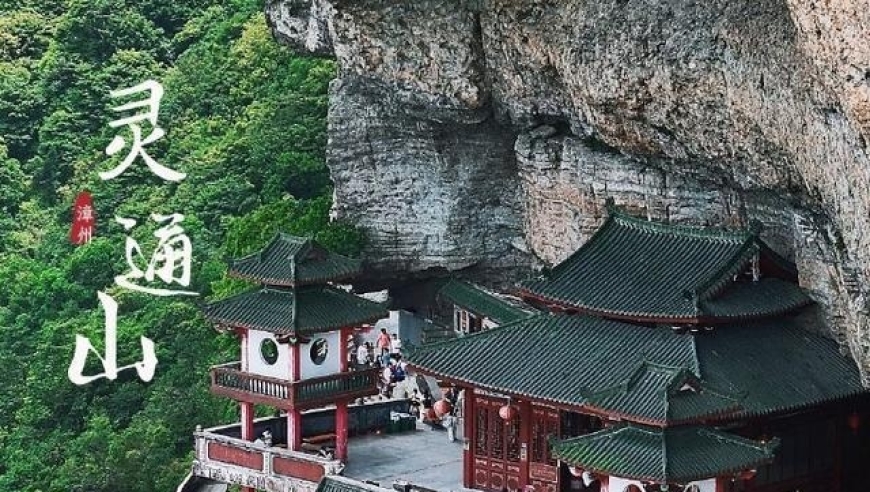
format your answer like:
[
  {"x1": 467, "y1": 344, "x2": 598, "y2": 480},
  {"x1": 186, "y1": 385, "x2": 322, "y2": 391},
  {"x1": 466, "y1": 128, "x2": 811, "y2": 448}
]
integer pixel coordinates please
[{"x1": 343, "y1": 421, "x2": 470, "y2": 492}]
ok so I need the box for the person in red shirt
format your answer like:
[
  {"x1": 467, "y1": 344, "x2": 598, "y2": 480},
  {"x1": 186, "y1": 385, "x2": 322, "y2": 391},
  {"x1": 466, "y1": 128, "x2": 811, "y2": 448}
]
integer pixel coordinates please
[{"x1": 376, "y1": 328, "x2": 391, "y2": 366}]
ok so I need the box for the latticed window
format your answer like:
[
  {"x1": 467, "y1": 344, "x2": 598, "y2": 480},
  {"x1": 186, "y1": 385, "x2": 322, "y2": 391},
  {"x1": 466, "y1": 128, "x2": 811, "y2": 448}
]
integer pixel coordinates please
[
  {"x1": 475, "y1": 407, "x2": 488, "y2": 456},
  {"x1": 531, "y1": 416, "x2": 545, "y2": 462},
  {"x1": 489, "y1": 406, "x2": 504, "y2": 458},
  {"x1": 507, "y1": 417, "x2": 521, "y2": 462},
  {"x1": 545, "y1": 413, "x2": 559, "y2": 465}
]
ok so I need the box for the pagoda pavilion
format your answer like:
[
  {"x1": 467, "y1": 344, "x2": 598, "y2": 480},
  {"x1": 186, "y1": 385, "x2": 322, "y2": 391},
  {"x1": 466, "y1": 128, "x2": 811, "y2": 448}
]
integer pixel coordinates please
[
  {"x1": 408, "y1": 204, "x2": 870, "y2": 492},
  {"x1": 194, "y1": 234, "x2": 388, "y2": 491}
]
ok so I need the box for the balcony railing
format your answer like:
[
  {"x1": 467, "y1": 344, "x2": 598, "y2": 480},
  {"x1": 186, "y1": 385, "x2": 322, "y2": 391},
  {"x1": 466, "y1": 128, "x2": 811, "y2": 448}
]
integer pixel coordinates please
[
  {"x1": 192, "y1": 426, "x2": 343, "y2": 492},
  {"x1": 210, "y1": 362, "x2": 380, "y2": 410}
]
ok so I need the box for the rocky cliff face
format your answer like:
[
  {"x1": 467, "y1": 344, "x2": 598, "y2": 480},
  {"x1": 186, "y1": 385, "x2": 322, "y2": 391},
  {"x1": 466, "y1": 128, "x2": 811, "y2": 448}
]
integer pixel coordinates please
[{"x1": 265, "y1": 0, "x2": 870, "y2": 383}]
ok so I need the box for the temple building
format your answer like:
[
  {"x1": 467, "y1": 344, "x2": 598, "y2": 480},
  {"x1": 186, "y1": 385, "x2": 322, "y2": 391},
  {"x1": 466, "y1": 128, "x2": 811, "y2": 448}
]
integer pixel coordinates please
[
  {"x1": 438, "y1": 279, "x2": 535, "y2": 334},
  {"x1": 409, "y1": 205, "x2": 870, "y2": 492},
  {"x1": 192, "y1": 234, "x2": 388, "y2": 491}
]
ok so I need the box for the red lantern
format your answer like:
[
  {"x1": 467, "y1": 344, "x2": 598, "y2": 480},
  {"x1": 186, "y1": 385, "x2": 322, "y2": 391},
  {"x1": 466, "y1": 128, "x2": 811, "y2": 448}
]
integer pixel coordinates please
[
  {"x1": 70, "y1": 191, "x2": 96, "y2": 245},
  {"x1": 848, "y1": 412, "x2": 861, "y2": 432},
  {"x1": 738, "y1": 469, "x2": 757, "y2": 481},
  {"x1": 433, "y1": 399, "x2": 452, "y2": 417},
  {"x1": 499, "y1": 404, "x2": 518, "y2": 421}
]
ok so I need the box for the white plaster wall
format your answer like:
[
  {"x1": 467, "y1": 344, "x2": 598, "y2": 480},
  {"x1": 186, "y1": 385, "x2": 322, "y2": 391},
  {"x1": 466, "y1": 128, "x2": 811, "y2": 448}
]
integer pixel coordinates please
[
  {"x1": 247, "y1": 330, "x2": 291, "y2": 380},
  {"x1": 683, "y1": 479, "x2": 716, "y2": 492},
  {"x1": 299, "y1": 330, "x2": 341, "y2": 379},
  {"x1": 603, "y1": 477, "x2": 715, "y2": 492},
  {"x1": 607, "y1": 476, "x2": 644, "y2": 492}
]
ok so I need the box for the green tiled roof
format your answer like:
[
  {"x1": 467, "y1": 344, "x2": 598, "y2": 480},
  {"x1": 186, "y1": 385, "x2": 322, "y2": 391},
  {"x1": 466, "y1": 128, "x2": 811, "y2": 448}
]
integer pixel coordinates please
[
  {"x1": 521, "y1": 211, "x2": 810, "y2": 322},
  {"x1": 551, "y1": 424, "x2": 777, "y2": 483},
  {"x1": 408, "y1": 314, "x2": 698, "y2": 407},
  {"x1": 695, "y1": 321, "x2": 866, "y2": 417},
  {"x1": 315, "y1": 476, "x2": 392, "y2": 492},
  {"x1": 228, "y1": 234, "x2": 361, "y2": 286},
  {"x1": 584, "y1": 363, "x2": 743, "y2": 424},
  {"x1": 407, "y1": 313, "x2": 866, "y2": 423},
  {"x1": 203, "y1": 285, "x2": 387, "y2": 335},
  {"x1": 701, "y1": 278, "x2": 810, "y2": 318},
  {"x1": 439, "y1": 279, "x2": 535, "y2": 324}
]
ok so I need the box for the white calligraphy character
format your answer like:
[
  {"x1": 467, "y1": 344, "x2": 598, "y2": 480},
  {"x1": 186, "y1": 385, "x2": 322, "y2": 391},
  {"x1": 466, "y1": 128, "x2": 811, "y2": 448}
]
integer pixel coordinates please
[
  {"x1": 76, "y1": 204, "x2": 95, "y2": 223},
  {"x1": 101, "y1": 80, "x2": 186, "y2": 182},
  {"x1": 115, "y1": 214, "x2": 198, "y2": 296},
  {"x1": 76, "y1": 225, "x2": 93, "y2": 244},
  {"x1": 68, "y1": 291, "x2": 157, "y2": 385}
]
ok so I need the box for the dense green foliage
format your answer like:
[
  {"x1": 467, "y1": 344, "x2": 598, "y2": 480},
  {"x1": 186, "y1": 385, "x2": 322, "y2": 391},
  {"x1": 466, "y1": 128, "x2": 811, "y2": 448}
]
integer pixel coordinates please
[{"x1": 0, "y1": 1, "x2": 357, "y2": 490}]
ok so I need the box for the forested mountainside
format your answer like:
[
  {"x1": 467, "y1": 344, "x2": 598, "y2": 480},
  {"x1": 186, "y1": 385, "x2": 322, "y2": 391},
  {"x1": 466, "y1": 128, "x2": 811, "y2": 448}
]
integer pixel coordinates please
[{"x1": 0, "y1": 1, "x2": 358, "y2": 490}]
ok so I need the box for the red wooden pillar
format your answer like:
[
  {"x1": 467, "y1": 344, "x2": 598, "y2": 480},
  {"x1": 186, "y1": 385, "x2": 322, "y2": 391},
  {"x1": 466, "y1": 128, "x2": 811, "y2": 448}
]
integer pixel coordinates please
[
  {"x1": 240, "y1": 329, "x2": 254, "y2": 492},
  {"x1": 336, "y1": 401, "x2": 349, "y2": 461},
  {"x1": 288, "y1": 341, "x2": 302, "y2": 450},
  {"x1": 240, "y1": 402, "x2": 254, "y2": 441},
  {"x1": 519, "y1": 399, "x2": 532, "y2": 489},
  {"x1": 241, "y1": 401, "x2": 255, "y2": 492},
  {"x1": 288, "y1": 409, "x2": 302, "y2": 451},
  {"x1": 334, "y1": 327, "x2": 351, "y2": 461},
  {"x1": 463, "y1": 387, "x2": 475, "y2": 489}
]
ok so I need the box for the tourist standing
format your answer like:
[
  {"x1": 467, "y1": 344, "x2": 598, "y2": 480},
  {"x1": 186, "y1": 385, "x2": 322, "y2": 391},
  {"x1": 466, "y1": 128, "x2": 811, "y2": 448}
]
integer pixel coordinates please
[
  {"x1": 376, "y1": 328, "x2": 391, "y2": 366},
  {"x1": 390, "y1": 333, "x2": 402, "y2": 357}
]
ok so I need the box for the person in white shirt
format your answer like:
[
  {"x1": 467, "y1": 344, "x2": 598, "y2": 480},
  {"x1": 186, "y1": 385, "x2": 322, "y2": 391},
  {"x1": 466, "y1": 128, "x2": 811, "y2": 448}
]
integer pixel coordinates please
[
  {"x1": 390, "y1": 333, "x2": 402, "y2": 356},
  {"x1": 356, "y1": 343, "x2": 369, "y2": 368}
]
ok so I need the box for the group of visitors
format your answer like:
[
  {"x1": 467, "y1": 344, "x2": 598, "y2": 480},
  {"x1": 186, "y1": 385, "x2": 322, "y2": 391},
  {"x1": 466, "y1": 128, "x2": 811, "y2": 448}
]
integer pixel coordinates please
[{"x1": 351, "y1": 328, "x2": 403, "y2": 370}]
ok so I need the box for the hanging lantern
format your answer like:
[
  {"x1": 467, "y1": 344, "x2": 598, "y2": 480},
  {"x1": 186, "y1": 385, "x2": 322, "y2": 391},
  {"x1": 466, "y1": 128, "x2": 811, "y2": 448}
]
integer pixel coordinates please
[
  {"x1": 499, "y1": 403, "x2": 518, "y2": 421},
  {"x1": 433, "y1": 399, "x2": 452, "y2": 417},
  {"x1": 848, "y1": 412, "x2": 861, "y2": 432},
  {"x1": 738, "y1": 469, "x2": 757, "y2": 481}
]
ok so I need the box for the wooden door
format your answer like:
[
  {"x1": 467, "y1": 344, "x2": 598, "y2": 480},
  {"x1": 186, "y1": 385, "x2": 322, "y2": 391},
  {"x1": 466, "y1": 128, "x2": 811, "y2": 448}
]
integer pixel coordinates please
[
  {"x1": 473, "y1": 396, "x2": 522, "y2": 491},
  {"x1": 529, "y1": 406, "x2": 560, "y2": 492}
]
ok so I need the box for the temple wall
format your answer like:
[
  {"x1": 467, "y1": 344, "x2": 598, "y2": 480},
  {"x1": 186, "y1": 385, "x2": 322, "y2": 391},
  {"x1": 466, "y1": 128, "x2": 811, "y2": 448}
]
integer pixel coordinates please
[
  {"x1": 299, "y1": 330, "x2": 342, "y2": 379},
  {"x1": 247, "y1": 330, "x2": 292, "y2": 380}
]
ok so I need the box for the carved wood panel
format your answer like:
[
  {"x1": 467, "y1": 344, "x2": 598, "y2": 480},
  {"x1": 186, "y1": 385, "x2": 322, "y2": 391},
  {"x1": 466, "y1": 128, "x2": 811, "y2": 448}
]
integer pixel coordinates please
[{"x1": 473, "y1": 396, "x2": 522, "y2": 491}]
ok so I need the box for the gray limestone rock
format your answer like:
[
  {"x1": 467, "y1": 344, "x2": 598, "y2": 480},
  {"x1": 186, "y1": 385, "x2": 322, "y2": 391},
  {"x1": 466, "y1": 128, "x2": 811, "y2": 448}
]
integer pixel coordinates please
[{"x1": 267, "y1": 0, "x2": 870, "y2": 382}]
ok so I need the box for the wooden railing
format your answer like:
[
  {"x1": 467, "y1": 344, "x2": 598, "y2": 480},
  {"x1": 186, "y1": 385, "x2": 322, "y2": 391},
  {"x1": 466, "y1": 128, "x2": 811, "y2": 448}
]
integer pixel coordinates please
[
  {"x1": 295, "y1": 369, "x2": 379, "y2": 406},
  {"x1": 210, "y1": 362, "x2": 379, "y2": 409}
]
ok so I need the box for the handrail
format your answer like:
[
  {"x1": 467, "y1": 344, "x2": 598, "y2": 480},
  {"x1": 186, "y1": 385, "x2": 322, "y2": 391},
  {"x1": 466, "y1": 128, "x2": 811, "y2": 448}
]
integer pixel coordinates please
[{"x1": 209, "y1": 363, "x2": 379, "y2": 408}]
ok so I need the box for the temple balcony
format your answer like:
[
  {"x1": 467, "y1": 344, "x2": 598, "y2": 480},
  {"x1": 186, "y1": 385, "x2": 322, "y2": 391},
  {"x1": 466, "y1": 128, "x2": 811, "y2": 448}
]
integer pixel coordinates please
[
  {"x1": 210, "y1": 362, "x2": 380, "y2": 410},
  {"x1": 189, "y1": 402, "x2": 468, "y2": 492}
]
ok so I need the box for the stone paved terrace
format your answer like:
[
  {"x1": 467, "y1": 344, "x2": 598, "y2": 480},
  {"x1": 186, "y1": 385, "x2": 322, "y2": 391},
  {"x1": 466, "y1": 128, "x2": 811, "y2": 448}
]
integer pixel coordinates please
[{"x1": 343, "y1": 421, "x2": 474, "y2": 492}]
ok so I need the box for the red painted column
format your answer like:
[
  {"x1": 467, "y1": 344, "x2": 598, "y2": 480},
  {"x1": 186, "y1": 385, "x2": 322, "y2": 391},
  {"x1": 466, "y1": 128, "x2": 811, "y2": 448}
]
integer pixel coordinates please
[
  {"x1": 241, "y1": 401, "x2": 254, "y2": 440},
  {"x1": 519, "y1": 399, "x2": 532, "y2": 489},
  {"x1": 288, "y1": 341, "x2": 302, "y2": 450},
  {"x1": 463, "y1": 387, "x2": 475, "y2": 488},
  {"x1": 240, "y1": 330, "x2": 255, "y2": 492},
  {"x1": 335, "y1": 400, "x2": 349, "y2": 461}
]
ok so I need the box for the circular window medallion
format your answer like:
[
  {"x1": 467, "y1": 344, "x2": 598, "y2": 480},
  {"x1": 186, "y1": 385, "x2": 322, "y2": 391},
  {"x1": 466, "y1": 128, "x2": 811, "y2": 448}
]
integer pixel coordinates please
[
  {"x1": 260, "y1": 338, "x2": 279, "y2": 365},
  {"x1": 310, "y1": 338, "x2": 328, "y2": 365}
]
